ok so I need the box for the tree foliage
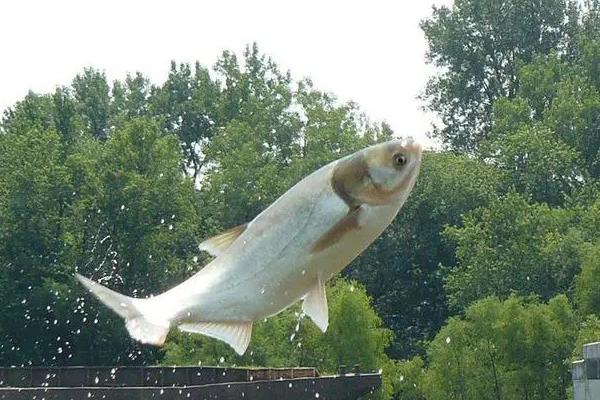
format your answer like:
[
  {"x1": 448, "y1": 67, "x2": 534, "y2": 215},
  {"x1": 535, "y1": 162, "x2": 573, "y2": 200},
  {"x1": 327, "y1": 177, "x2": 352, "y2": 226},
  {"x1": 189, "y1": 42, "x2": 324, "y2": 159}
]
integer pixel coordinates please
[
  {"x1": 2, "y1": 3, "x2": 600, "y2": 396},
  {"x1": 421, "y1": 0, "x2": 573, "y2": 151},
  {"x1": 575, "y1": 243, "x2": 600, "y2": 316},
  {"x1": 421, "y1": 296, "x2": 575, "y2": 400},
  {"x1": 444, "y1": 192, "x2": 582, "y2": 310}
]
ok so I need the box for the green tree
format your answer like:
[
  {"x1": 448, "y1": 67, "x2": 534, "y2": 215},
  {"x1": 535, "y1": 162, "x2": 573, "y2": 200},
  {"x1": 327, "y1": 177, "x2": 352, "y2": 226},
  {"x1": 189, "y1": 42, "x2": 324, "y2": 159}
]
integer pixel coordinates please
[
  {"x1": 390, "y1": 357, "x2": 426, "y2": 400},
  {"x1": 111, "y1": 72, "x2": 151, "y2": 121},
  {"x1": 2, "y1": 92, "x2": 56, "y2": 133},
  {"x1": 149, "y1": 62, "x2": 220, "y2": 180},
  {"x1": 75, "y1": 118, "x2": 205, "y2": 293},
  {"x1": 575, "y1": 243, "x2": 600, "y2": 316},
  {"x1": 482, "y1": 125, "x2": 585, "y2": 205},
  {"x1": 72, "y1": 68, "x2": 111, "y2": 140},
  {"x1": 573, "y1": 314, "x2": 600, "y2": 360},
  {"x1": 0, "y1": 114, "x2": 207, "y2": 365},
  {"x1": 51, "y1": 86, "x2": 84, "y2": 146},
  {"x1": 0, "y1": 126, "x2": 73, "y2": 365},
  {"x1": 421, "y1": 0, "x2": 572, "y2": 151},
  {"x1": 487, "y1": 49, "x2": 600, "y2": 179},
  {"x1": 422, "y1": 295, "x2": 575, "y2": 400},
  {"x1": 200, "y1": 53, "x2": 388, "y2": 228},
  {"x1": 544, "y1": 72, "x2": 600, "y2": 177},
  {"x1": 444, "y1": 192, "x2": 581, "y2": 310}
]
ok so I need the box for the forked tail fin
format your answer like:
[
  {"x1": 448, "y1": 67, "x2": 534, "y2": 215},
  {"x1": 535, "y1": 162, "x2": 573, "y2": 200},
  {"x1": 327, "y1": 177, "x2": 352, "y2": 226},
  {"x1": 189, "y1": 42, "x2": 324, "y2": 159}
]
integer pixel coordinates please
[{"x1": 75, "y1": 274, "x2": 170, "y2": 346}]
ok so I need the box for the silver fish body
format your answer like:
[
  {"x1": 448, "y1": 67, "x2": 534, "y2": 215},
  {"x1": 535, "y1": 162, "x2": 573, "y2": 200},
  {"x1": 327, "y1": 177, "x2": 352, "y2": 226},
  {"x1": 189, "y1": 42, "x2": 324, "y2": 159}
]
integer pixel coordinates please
[{"x1": 77, "y1": 139, "x2": 422, "y2": 354}]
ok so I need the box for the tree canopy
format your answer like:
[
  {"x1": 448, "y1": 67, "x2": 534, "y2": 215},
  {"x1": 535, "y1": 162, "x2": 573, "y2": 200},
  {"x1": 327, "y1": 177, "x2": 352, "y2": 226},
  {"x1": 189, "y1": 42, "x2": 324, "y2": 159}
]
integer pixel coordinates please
[{"x1": 2, "y1": 1, "x2": 600, "y2": 397}]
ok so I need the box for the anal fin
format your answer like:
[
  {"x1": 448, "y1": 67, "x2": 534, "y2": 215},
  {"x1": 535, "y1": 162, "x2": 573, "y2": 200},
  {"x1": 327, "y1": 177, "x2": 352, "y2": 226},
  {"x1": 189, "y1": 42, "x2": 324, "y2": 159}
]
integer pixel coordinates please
[
  {"x1": 198, "y1": 223, "x2": 248, "y2": 257},
  {"x1": 178, "y1": 321, "x2": 253, "y2": 355},
  {"x1": 302, "y1": 275, "x2": 329, "y2": 332}
]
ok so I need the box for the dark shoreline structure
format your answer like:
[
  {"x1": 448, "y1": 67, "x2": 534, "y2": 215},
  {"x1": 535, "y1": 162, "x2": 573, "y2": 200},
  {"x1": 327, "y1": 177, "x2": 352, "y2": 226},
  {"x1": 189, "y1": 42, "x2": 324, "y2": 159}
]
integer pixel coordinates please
[{"x1": 0, "y1": 365, "x2": 381, "y2": 399}]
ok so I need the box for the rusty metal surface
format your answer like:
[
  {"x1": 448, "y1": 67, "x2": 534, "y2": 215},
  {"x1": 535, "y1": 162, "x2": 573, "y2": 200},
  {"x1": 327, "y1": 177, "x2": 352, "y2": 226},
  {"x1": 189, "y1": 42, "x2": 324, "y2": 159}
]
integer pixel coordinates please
[
  {"x1": 0, "y1": 366, "x2": 317, "y2": 387},
  {"x1": 0, "y1": 366, "x2": 381, "y2": 399}
]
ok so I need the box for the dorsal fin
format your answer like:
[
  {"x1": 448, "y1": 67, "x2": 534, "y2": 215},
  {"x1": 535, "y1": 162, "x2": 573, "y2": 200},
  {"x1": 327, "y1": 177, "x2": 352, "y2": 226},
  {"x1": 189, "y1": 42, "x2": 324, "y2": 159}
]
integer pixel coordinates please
[{"x1": 198, "y1": 223, "x2": 248, "y2": 257}]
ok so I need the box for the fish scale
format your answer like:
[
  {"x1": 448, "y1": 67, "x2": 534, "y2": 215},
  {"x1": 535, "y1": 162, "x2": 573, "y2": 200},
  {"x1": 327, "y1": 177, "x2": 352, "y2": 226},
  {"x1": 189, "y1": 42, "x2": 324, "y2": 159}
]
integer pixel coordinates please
[{"x1": 76, "y1": 138, "x2": 422, "y2": 355}]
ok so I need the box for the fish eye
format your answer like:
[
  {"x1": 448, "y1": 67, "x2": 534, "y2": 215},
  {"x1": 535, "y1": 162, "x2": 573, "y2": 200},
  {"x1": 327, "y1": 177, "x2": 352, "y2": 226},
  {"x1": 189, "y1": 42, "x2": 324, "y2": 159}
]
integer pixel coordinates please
[{"x1": 393, "y1": 153, "x2": 407, "y2": 167}]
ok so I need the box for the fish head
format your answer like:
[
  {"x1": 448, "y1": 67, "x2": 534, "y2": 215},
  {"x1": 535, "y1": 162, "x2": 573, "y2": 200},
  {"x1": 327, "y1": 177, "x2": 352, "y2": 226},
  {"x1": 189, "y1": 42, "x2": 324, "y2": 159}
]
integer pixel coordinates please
[{"x1": 332, "y1": 138, "x2": 422, "y2": 207}]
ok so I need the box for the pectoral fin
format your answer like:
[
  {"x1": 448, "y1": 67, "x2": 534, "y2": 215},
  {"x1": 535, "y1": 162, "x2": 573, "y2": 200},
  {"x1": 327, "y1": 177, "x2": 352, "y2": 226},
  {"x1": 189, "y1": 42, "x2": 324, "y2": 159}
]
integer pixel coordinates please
[
  {"x1": 310, "y1": 207, "x2": 362, "y2": 254},
  {"x1": 178, "y1": 321, "x2": 253, "y2": 355},
  {"x1": 302, "y1": 276, "x2": 329, "y2": 332},
  {"x1": 198, "y1": 223, "x2": 248, "y2": 257}
]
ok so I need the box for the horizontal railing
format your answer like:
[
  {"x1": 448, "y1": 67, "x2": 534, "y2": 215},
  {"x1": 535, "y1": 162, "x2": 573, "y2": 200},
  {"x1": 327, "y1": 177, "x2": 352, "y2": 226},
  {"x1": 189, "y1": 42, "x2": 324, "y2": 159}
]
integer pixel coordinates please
[
  {"x1": 0, "y1": 366, "x2": 318, "y2": 388},
  {"x1": 0, "y1": 366, "x2": 381, "y2": 400}
]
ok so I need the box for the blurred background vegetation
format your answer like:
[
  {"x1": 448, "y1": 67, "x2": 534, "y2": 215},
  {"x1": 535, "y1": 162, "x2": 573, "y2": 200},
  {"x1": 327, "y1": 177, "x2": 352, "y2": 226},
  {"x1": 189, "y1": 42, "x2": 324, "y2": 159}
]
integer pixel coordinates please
[{"x1": 1, "y1": 0, "x2": 600, "y2": 398}]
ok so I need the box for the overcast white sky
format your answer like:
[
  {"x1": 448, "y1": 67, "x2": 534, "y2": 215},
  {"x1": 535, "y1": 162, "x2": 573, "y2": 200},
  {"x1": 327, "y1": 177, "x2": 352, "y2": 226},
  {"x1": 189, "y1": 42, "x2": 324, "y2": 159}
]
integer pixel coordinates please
[{"x1": 0, "y1": 0, "x2": 452, "y2": 146}]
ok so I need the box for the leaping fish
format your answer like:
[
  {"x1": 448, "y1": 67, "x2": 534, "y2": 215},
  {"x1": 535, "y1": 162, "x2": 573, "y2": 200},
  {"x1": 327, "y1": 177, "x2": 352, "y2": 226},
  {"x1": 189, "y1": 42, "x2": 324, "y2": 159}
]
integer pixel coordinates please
[{"x1": 76, "y1": 139, "x2": 422, "y2": 355}]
